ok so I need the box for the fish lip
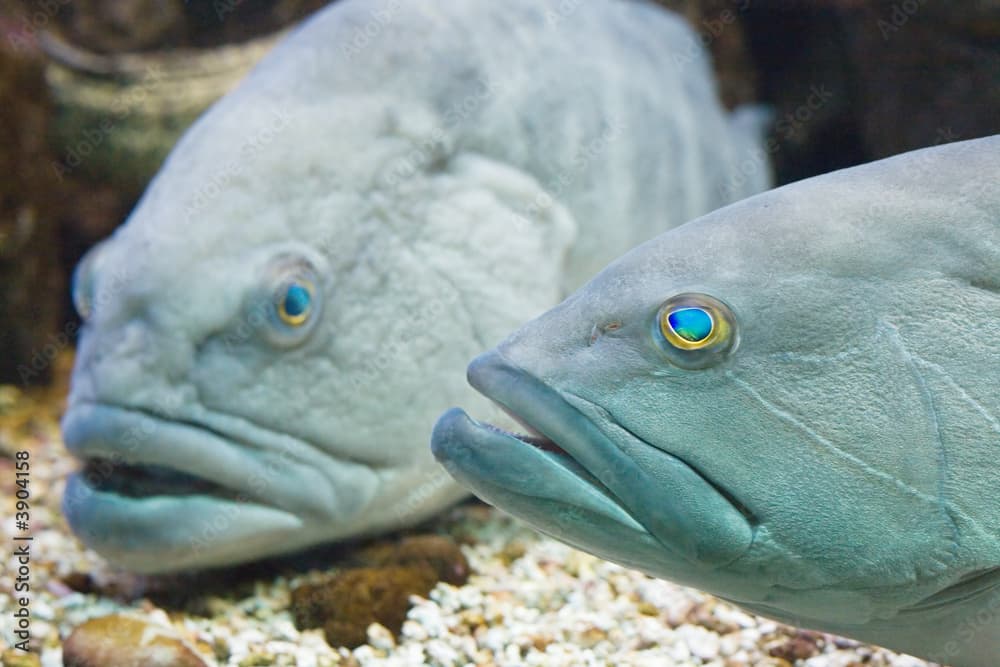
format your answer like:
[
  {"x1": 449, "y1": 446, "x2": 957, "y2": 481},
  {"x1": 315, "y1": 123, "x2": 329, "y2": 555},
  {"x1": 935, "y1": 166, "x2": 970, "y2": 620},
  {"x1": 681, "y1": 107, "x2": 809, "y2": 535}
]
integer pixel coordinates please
[
  {"x1": 60, "y1": 401, "x2": 343, "y2": 520},
  {"x1": 61, "y1": 471, "x2": 305, "y2": 573},
  {"x1": 432, "y1": 407, "x2": 655, "y2": 547},
  {"x1": 444, "y1": 349, "x2": 754, "y2": 567}
]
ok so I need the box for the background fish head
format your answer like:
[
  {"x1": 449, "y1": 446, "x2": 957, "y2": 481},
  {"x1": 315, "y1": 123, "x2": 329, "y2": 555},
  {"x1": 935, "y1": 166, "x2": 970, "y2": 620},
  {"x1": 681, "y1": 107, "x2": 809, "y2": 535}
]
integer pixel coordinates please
[{"x1": 61, "y1": 62, "x2": 574, "y2": 571}]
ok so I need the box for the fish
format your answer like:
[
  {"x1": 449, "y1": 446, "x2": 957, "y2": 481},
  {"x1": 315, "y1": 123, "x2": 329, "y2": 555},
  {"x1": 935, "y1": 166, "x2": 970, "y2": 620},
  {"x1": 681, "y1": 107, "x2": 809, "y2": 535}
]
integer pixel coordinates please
[
  {"x1": 61, "y1": 0, "x2": 769, "y2": 572},
  {"x1": 432, "y1": 135, "x2": 1000, "y2": 666}
]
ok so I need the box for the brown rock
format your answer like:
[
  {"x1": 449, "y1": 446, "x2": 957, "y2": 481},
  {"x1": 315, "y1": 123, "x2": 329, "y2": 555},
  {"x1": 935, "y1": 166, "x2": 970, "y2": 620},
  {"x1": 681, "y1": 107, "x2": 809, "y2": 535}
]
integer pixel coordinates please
[
  {"x1": 359, "y1": 535, "x2": 470, "y2": 586},
  {"x1": 62, "y1": 614, "x2": 208, "y2": 667},
  {"x1": 291, "y1": 564, "x2": 440, "y2": 649},
  {"x1": 768, "y1": 631, "x2": 822, "y2": 661},
  {"x1": 19, "y1": 0, "x2": 331, "y2": 54},
  {"x1": 47, "y1": 0, "x2": 185, "y2": 53},
  {"x1": 59, "y1": 571, "x2": 96, "y2": 594}
]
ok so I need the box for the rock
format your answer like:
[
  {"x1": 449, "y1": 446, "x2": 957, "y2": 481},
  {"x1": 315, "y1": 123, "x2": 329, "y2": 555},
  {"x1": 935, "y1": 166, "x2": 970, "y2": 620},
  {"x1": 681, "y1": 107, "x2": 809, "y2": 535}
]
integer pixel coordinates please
[
  {"x1": 290, "y1": 535, "x2": 470, "y2": 648},
  {"x1": 0, "y1": 25, "x2": 64, "y2": 386},
  {"x1": 59, "y1": 571, "x2": 96, "y2": 594},
  {"x1": 357, "y1": 535, "x2": 470, "y2": 587},
  {"x1": 768, "y1": 631, "x2": 822, "y2": 661},
  {"x1": 291, "y1": 565, "x2": 441, "y2": 649},
  {"x1": 1, "y1": 649, "x2": 42, "y2": 667},
  {"x1": 47, "y1": 0, "x2": 185, "y2": 53},
  {"x1": 61, "y1": 613, "x2": 209, "y2": 667},
  {"x1": 43, "y1": 29, "x2": 281, "y2": 203},
  {"x1": 41, "y1": 0, "x2": 330, "y2": 53}
]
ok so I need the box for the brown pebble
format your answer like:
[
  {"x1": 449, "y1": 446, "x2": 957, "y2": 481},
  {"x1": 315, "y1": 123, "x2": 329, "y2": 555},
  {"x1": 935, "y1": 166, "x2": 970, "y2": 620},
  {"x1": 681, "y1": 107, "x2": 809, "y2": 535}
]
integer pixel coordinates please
[
  {"x1": 689, "y1": 601, "x2": 739, "y2": 634},
  {"x1": 290, "y1": 564, "x2": 439, "y2": 648},
  {"x1": 358, "y1": 535, "x2": 470, "y2": 586},
  {"x1": 499, "y1": 540, "x2": 528, "y2": 566},
  {"x1": 62, "y1": 614, "x2": 208, "y2": 667},
  {"x1": 768, "y1": 632, "x2": 821, "y2": 661},
  {"x1": 59, "y1": 571, "x2": 95, "y2": 594},
  {"x1": 637, "y1": 601, "x2": 660, "y2": 616}
]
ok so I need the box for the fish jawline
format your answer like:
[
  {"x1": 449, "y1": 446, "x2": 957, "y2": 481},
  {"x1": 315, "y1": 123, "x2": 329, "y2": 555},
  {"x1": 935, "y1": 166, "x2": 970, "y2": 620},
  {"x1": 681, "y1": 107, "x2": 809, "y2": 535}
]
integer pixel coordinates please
[{"x1": 436, "y1": 349, "x2": 755, "y2": 567}]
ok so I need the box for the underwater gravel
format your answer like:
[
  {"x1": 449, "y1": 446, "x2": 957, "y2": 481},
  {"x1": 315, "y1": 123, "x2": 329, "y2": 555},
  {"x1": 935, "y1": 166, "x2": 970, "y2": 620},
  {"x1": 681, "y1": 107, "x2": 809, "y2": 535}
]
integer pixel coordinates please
[{"x1": 0, "y1": 368, "x2": 942, "y2": 667}]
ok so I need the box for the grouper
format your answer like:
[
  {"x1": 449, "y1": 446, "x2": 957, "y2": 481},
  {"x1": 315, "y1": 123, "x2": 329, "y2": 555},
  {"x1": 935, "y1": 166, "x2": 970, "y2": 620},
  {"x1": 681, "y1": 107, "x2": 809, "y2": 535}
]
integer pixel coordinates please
[
  {"x1": 432, "y1": 136, "x2": 1000, "y2": 666},
  {"x1": 61, "y1": 0, "x2": 768, "y2": 572}
]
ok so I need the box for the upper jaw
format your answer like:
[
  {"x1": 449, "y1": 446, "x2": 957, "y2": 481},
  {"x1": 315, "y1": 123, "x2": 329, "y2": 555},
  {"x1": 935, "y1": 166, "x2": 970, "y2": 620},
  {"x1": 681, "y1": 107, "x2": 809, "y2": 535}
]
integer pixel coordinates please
[{"x1": 433, "y1": 349, "x2": 755, "y2": 568}]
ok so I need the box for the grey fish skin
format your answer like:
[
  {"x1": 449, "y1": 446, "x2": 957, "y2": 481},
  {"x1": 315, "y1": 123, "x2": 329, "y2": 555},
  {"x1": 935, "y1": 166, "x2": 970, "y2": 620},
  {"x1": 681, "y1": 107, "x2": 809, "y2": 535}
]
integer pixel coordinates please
[
  {"x1": 61, "y1": 0, "x2": 767, "y2": 572},
  {"x1": 432, "y1": 136, "x2": 1000, "y2": 666}
]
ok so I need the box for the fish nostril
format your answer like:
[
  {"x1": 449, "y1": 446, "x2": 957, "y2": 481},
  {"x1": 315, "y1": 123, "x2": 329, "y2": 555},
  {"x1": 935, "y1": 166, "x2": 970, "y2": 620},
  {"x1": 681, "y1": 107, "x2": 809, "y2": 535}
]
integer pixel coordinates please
[{"x1": 588, "y1": 320, "x2": 623, "y2": 346}]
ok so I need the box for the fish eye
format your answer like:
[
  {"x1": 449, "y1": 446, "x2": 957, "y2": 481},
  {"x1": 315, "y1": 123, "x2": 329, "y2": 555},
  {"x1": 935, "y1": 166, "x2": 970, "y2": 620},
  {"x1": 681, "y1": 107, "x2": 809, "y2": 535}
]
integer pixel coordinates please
[
  {"x1": 277, "y1": 281, "x2": 314, "y2": 327},
  {"x1": 259, "y1": 255, "x2": 323, "y2": 347},
  {"x1": 653, "y1": 293, "x2": 737, "y2": 369}
]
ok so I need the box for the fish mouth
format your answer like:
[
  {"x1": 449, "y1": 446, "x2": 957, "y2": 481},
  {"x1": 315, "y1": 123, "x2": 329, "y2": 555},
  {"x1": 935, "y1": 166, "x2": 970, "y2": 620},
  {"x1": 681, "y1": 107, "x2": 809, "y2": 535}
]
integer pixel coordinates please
[
  {"x1": 431, "y1": 350, "x2": 754, "y2": 568},
  {"x1": 62, "y1": 402, "x2": 345, "y2": 515},
  {"x1": 60, "y1": 402, "x2": 377, "y2": 572},
  {"x1": 79, "y1": 458, "x2": 244, "y2": 501}
]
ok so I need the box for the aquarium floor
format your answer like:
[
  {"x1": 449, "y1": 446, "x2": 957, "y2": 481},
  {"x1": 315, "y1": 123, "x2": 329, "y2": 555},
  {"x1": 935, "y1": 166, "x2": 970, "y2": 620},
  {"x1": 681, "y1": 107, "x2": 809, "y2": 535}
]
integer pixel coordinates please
[{"x1": 0, "y1": 356, "x2": 937, "y2": 667}]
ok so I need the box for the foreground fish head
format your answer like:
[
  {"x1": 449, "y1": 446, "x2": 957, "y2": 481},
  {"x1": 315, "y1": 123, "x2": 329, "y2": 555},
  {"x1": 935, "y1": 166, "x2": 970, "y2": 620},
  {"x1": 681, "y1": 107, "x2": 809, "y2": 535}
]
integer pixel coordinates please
[
  {"x1": 61, "y1": 49, "x2": 574, "y2": 571},
  {"x1": 434, "y1": 136, "x2": 1000, "y2": 663}
]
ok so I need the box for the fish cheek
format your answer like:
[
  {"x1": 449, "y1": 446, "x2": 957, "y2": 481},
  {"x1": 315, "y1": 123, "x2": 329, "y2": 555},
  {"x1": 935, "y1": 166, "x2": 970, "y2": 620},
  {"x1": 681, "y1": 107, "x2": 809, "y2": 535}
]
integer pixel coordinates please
[{"x1": 717, "y1": 337, "x2": 959, "y2": 592}]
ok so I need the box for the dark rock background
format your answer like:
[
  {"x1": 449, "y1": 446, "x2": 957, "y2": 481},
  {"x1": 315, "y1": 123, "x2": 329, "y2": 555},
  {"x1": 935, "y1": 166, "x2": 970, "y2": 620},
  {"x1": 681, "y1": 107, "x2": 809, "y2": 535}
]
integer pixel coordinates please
[
  {"x1": 0, "y1": 0, "x2": 998, "y2": 384},
  {"x1": 0, "y1": 19, "x2": 62, "y2": 386}
]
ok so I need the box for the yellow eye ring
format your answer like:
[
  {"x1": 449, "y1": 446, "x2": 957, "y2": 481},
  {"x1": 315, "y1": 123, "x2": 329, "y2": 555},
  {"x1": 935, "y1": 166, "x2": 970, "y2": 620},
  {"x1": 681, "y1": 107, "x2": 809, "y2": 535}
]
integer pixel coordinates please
[
  {"x1": 653, "y1": 293, "x2": 737, "y2": 369},
  {"x1": 277, "y1": 280, "x2": 315, "y2": 327},
  {"x1": 660, "y1": 305, "x2": 730, "y2": 351}
]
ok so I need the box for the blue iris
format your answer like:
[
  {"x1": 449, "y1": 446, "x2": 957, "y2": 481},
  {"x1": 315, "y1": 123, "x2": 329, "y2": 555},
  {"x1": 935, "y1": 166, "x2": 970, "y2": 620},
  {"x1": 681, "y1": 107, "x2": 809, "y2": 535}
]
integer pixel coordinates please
[
  {"x1": 668, "y1": 307, "x2": 713, "y2": 342},
  {"x1": 283, "y1": 283, "x2": 312, "y2": 318}
]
